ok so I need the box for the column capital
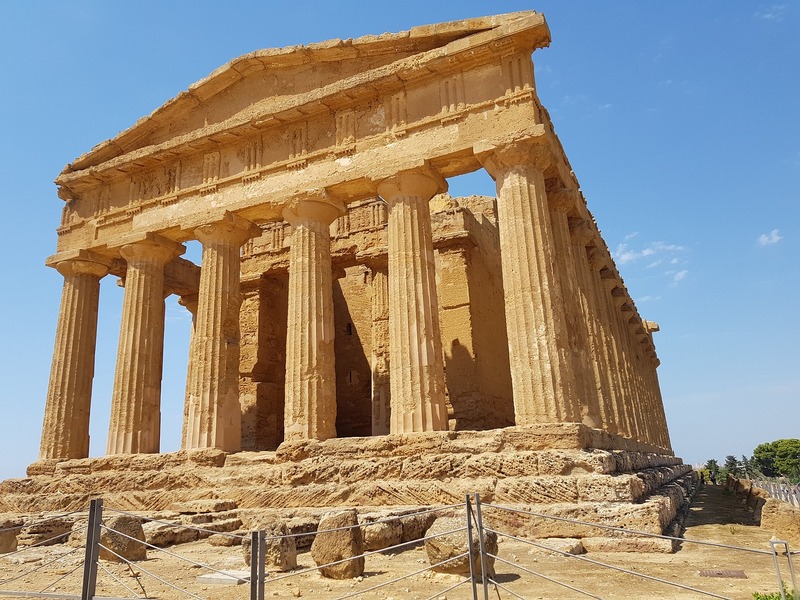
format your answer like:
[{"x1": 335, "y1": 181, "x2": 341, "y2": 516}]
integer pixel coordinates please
[
  {"x1": 47, "y1": 250, "x2": 112, "y2": 279},
  {"x1": 282, "y1": 189, "x2": 345, "y2": 227},
  {"x1": 377, "y1": 164, "x2": 447, "y2": 204},
  {"x1": 195, "y1": 212, "x2": 261, "y2": 246},
  {"x1": 119, "y1": 234, "x2": 184, "y2": 265},
  {"x1": 475, "y1": 137, "x2": 551, "y2": 179}
]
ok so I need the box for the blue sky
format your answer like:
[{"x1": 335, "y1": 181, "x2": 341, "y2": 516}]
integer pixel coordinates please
[{"x1": 0, "y1": 1, "x2": 797, "y2": 480}]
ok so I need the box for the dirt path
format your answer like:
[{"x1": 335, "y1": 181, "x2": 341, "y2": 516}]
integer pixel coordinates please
[{"x1": 0, "y1": 484, "x2": 793, "y2": 599}]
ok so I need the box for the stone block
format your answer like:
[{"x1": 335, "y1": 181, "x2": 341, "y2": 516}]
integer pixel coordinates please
[
  {"x1": 761, "y1": 498, "x2": 800, "y2": 546},
  {"x1": 0, "y1": 516, "x2": 22, "y2": 553},
  {"x1": 243, "y1": 522, "x2": 297, "y2": 572},
  {"x1": 99, "y1": 515, "x2": 147, "y2": 562},
  {"x1": 17, "y1": 517, "x2": 73, "y2": 547},
  {"x1": 310, "y1": 509, "x2": 364, "y2": 579},
  {"x1": 424, "y1": 515, "x2": 497, "y2": 578}
]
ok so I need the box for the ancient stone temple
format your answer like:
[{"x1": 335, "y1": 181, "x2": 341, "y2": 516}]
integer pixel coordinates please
[{"x1": 6, "y1": 11, "x2": 692, "y2": 547}]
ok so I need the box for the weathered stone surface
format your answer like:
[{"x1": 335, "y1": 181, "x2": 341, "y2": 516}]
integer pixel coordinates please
[
  {"x1": 527, "y1": 537, "x2": 584, "y2": 555},
  {"x1": 99, "y1": 515, "x2": 147, "y2": 562},
  {"x1": 0, "y1": 516, "x2": 22, "y2": 553},
  {"x1": 243, "y1": 522, "x2": 297, "y2": 571},
  {"x1": 424, "y1": 515, "x2": 497, "y2": 577},
  {"x1": 172, "y1": 499, "x2": 237, "y2": 514},
  {"x1": 208, "y1": 533, "x2": 241, "y2": 547},
  {"x1": 17, "y1": 517, "x2": 73, "y2": 547},
  {"x1": 360, "y1": 512, "x2": 405, "y2": 551},
  {"x1": 142, "y1": 521, "x2": 198, "y2": 547},
  {"x1": 311, "y1": 510, "x2": 364, "y2": 579},
  {"x1": 760, "y1": 498, "x2": 800, "y2": 546}
]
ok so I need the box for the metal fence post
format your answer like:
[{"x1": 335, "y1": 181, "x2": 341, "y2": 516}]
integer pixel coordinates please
[
  {"x1": 81, "y1": 498, "x2": 103, "y2": 600},
  {"x1": 258, "y1": 530, "x2": 266, "y2": 600},
  {"x1": 465, "y1": 495, "x2": 479, "y2": 600},
  {"x1": 474, "y1": 493, "x2": 490, "y2": 600},
  {"x1": 770, "y1": 540, "x2": 799, "y2": 600},
  {"x1": 250, "y1": 531, "x2": 260, "y2": 600}
]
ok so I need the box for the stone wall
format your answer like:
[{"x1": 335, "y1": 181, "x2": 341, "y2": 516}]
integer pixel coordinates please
[{"x1": 726, "y1": 475, "x2": 800, "y2": 545}]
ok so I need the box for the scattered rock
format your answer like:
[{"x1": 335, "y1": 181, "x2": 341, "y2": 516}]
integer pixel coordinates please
[
  {"x1": 99, "y1": 515, "x2": 147, "y2": 562},
  {"x1": 142, "y1": 521, "x2": 198, "y2": 547},
  {"x1": 526, "y1": 537, "x2": 585, "y2": 555},
  {"x1": 311, "y1": 509, "x2": 365, "y2": 579},
  {"x1": 424, "y1": 515, "x2": 496, "y2": 578},
  {"x1": 208, "y1": 533, "x2": 241, "y2": 547},
  {"x1": 362, "y1": 519, "x2": 403, "y2": 551},
  {"x1": 243, "y1": 522, "x2": 297, "y2": 572},
  {"x1": 17, "y1": 517, "x2": 73, "y2": 547}
]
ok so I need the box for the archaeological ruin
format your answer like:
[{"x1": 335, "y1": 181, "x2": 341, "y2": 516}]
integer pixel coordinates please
[{"x1": 2, "y1": 11, "x2": 693, "y2": 549}]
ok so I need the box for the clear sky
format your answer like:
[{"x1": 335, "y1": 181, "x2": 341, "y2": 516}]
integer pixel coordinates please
[{"x1": 0, "y1": 1, "x2": 797, "y2": 481}]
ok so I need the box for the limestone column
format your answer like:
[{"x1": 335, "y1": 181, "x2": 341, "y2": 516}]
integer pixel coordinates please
[
  {"x1": 39, "y1": 255, "x2": 109, "y2": 460},
  {"x1": 378, "y1": 167, "x2": 448, "y2": 433},
  {"x1": 107, "y1": 237, "x2": 183, "y2": 454},
  {"x1": 476, "y1": 139, "x2": 579, "y2": 425},
  {"x1": 184, "y1": 213, "x2": 261, "y2": 452},
  {"x1": 587, "y1": 249, "x2": 628, "y2": 436},
  {"x1": 178, "y1": 293, "x2": 198, "y2": 450},
  {"x1": 369, "y1": 261, "x2": 391, "y2": 435},
  {"x1": 282, "y1": 194, "x2": 342, "y2": 441},
  {"x1": 549, "y1": 189, "x2": 597, "y2": 427},
  {"x1": 568, "y1": 220, "x2": 613, "y2": 432}
]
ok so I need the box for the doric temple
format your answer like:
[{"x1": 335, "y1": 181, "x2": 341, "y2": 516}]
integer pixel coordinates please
[{"x1": 36, "y1": 11, "x2": 672, "y2": 470}]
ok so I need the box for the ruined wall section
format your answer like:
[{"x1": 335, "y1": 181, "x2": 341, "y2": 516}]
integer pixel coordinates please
[{"x1": 240, "y1": 194, "x2": 511, "y2": 438}]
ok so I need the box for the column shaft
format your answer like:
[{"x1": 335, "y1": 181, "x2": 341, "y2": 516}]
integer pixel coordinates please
[
  {"x1": 569, "y1": 222, "x2": 613, "y2": 432},
  {"x1": 108, "y1": 239, "x2": 180, "y2": 454},
  {"x1": 40, "y1": 259, "x2": 108, "y2": 460},
  {"x1": 477, "y1": 142, "x2": 578, "y2": 425},
  {"x1": 370, "y1": 265, "x2": 391, "y2": 435},
  {"x1": 185, "y1": 214, "x2": 260, "y2": 451},
  {"x1": 283, "y1": 199, "x2": 340, "y2": 441},
  {"x1": 379, "y1": 169, "x2": 448, "y2": 433}
]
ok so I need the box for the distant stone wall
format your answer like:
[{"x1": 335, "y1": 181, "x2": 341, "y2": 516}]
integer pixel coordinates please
[{"x1": 726, "y1": 475, "x2": 800, "y2": 545}]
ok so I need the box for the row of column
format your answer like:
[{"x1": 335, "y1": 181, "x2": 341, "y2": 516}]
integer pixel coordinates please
[
  {"x1": 475, "y1": 137, "x2": 669, "y2": 449},
  {"x1": 39, "y1": 140, "x2": 669, "y2": 462}
]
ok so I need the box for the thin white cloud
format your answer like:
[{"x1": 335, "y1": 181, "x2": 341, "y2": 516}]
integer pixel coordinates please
[
  {"x1": 635, "y1": 295, "x2": 661, "y2": 303},
  {"x1": 673, "y1": 270, "x2": 688, "y2": 283},
  {"x1": 756, "y1": 229, "x2": 783, "y2": 246},
  {"x1": 613, "y1": 240, "x2": 686, "y2": 265},
  {"x1": 755, "y1": 4, "x2": 787, "y2": 21}
]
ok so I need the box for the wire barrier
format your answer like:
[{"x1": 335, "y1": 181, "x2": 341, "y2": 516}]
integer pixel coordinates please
[{"x1": 0, "y1": 494, "x2": 797, "y2": 599}]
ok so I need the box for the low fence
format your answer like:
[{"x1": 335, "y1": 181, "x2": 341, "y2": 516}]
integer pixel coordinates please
[
  {"x1": 757, "y1": 481, "x2": 800, "y2": 508},
  {"x1": 0, "y1": 494, "x2": 798, "y2": 600}
]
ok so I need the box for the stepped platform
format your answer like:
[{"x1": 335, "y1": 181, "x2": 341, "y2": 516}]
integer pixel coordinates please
[{"x1": 2, "y1": 425, "x2": 694, "y2": 552}]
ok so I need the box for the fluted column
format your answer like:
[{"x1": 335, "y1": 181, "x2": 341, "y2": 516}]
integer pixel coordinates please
[
  {"x1": 184, "y1": 213, "x2": 261, "y2": 452},
  {"x1": 178, "y1": 293, "x2": 198, "y2": 450},
  {"x1": 549, "y1": 189, "x2": 596, "y2": 427},
  {"x1": 568, "y1": 220, "x2": 612, "y2": 432},
  {"x1": 369, "y1": 261, "x2": 391, "y2": 435},
  {"x1": 39, "y1": 255, "x2": 109, "y2": 460},
  {"x1": 283, "y1": 195, "x2": 342, "y2": 441},
  {"x1": 476, "y1": 139, "x2": 579, "y2": 425},
  {"x1": 107, "y1": 237, "x2": 183, "y2": 454},
  {"x1": 378, "y1": 167, "x2": 448, "y2": 433}
]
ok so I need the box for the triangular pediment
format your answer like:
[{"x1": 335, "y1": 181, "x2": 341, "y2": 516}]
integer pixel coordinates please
[{"x1": 60, "y1": 10, "x2": 548, "y2": 178}]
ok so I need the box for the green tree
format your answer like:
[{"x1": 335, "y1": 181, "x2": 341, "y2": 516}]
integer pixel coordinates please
[
  {"x1": 705, "y1": 459, "x2": 720, "y2": 474},
  {"x1": 753, "y1": 439, "x2": 800, "y2": 481},
  {"x1": 724, "y1": 454, "x2": 739, "y2": 473}
]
